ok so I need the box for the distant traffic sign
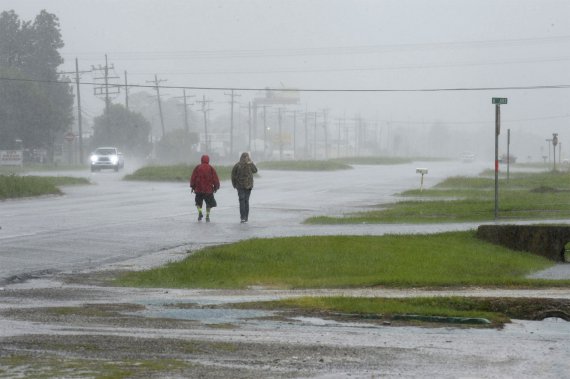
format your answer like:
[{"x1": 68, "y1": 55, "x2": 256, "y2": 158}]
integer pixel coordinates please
[
  {"x1": 64, "y1": 132, "x2": 76, "y2": 142},
  {"x1": 492, "y1": 97, "x2": 508, "y2": 105}
]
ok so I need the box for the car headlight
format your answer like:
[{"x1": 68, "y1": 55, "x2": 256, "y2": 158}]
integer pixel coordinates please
[
  {"x1": 90, "y1": 155, "x2": 98, "y2": 163},
  {"x1": 110, "y1": 155, "x2": 119, "y2": 164}
]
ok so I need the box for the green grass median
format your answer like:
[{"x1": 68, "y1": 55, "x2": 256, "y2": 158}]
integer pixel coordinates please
[
  {"x1": 124, "y1": 164, "x2": 232, "y2": 182},
  {"x1": 305, "y1": 170, "x2": 570, "y2": 224},
  {"x1": 235, "y1": 296, "x2": 509, "y2": 326},
  {"x1": 117, "y1": 231, "x2": 566, "y2": 289},
  {"x1": 0, "y1": 175, "x2": 89, "y2": 199}
]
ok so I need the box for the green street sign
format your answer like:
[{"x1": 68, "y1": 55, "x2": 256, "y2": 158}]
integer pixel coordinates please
[{"x1": 492, "y1": 97, "x2": 508, "y2": 105}]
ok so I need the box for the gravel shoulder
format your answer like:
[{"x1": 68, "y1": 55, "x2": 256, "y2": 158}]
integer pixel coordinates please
[{"x1": 1, "y1": 248, "x2": 570, "y2": 378}]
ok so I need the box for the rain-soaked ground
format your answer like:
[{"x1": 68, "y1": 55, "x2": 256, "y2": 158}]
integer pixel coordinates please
[{"x1": 1, "y1": 160, "x2": 570, "y2": 377}]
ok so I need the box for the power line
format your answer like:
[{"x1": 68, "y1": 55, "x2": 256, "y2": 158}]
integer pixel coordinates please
[
  {"x1": 3, "y1": 76, "x2": 570, "y2": 93},
  {"x1": 120, "y1": 55, "x2": 570, "y2": 77}
]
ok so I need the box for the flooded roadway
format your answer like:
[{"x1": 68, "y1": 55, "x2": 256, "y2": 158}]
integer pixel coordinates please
[
  {"x1": 0, "y1": 159, "x2": 492, "y2": 282},
  {"x1": 1, "y1": 160, "x2": 570, "y2": 378}
]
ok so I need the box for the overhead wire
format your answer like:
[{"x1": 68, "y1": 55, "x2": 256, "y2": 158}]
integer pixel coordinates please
[{"x1": 2, "y1": 76, "x2": 570, "y2": 93}]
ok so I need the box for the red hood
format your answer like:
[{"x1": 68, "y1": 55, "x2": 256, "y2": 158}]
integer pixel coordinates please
[{"x1": 201, "y1": 155, "x2": 209, "y2": 164}]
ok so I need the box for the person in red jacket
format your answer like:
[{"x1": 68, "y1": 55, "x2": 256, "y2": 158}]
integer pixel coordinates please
[{"x1": 190, "y1": 154, "x2": 220, "y2": 222}]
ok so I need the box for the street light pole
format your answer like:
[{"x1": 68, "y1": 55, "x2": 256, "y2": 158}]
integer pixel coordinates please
[
  {"x1": 492, "y1": 97, "x2": 507, "y2": 221},
  {"x1": 494, "y1": 103, "x2": 500, "y2": 220},
  {"x1": 552, "y1": 133, "x2": 558, "y2": 171}
]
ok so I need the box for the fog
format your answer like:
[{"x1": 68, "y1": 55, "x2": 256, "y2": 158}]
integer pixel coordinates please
[{"x1": 4, "y1": 0, "x2": 570, "y2": 162}]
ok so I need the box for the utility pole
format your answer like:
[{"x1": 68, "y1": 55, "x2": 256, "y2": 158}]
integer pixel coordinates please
[
  {"x1": 174, "y1": 89, "x2": 195, "y2": 135},
  {"x1": 124, "y1": 71, "x2": 129, "y2": 111},
  {"x1": 92, "y1": 54, "x2": 119, "y2": 138},
  {"x1": 182, "y1": 89, "x2": 195, "y2": 135},
  {"x1": 492, "y1": 97, "x2": 508, "y2": 220},
  {"x1": 247, "y1": 102, "x2": 252, "y2": 152},
  {"x1": 59, "y1": 63, "x2": 91, "y2": 165},
  {"x1": 351, "y1": 115, "x2": 361, "y2": 157},
  {"x1": 291, "y1": 110, "x2": 298, "y2": 159},
  {"x1": 74, "y1": 58, "x2": 84, "y2": 164},
  {"x1": 277, "y1": 107, "x2": 284, "y2": 160},
  {"x1": 261, "y1": 105, "x2": 271, "y2": 159},
  {"x1": 196, "y1": 95, "x2": 213, "y2": 153},
  {"x1": 146, "y1": 74, "x2": 167, "y2": 138},
  {"x1": 322, "y1": 109, "x2": 329, "y2": 160},
  {"x1": 313, "y1": 112, "x2": 318, "y2": 160},
  {"x1": 507, "y1": 129, "x2": 511, "y2": 182},
  {"x1": 552, "y1": 133, "x2": 559, "y2": 171},
  {"x1": 92, "y1": 54, "x2": 119, "y2": 114},
  {"x1": 225, "y1": 90, "x2": 241, "y2": 158},
  {"x1": 304, "y1": 109, "x2": 309, "y2": 158},
  {"x1": 336, "y1": 117, "x2": 344, "y2": 158},
  {"x1": 239, "y1": 103, "x2": 252, "y2": 153}
]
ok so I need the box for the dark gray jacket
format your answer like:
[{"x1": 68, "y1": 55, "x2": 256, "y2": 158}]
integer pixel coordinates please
[{"x1": 231, "y1": 153, "x2": 258, "y2": 190}]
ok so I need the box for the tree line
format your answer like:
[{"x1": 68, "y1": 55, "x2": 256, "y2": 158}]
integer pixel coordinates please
[
  {"x1": 0, "y1": 10, "x2": 73, "y2": 162},
  {"x1": 0, "y1": 10, "x2": 159, "y2": 163}
]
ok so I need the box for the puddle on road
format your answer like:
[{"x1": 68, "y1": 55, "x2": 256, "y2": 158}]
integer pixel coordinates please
[{"x1": 129, "y1": 299, "x2": 274, "y2": 325}]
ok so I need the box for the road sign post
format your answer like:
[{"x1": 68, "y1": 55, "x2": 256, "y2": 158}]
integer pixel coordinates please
[{"x1": 492, "y1": 98, "x2": 507, "y2": 220}]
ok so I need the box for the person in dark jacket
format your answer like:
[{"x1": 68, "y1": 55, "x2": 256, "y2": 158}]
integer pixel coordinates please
[
  {"x1": 231, "y1": 152, "x2": 258, "y2": 223},
  {"x1": 190, "y1": 154, "x2": 220, "y2": 222}
]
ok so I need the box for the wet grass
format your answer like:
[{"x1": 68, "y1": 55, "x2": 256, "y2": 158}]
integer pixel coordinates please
[
  {"x1": 0, "y1": 336, "x2": 251, "y2": 378},
  {"x1": 0, "y1": 164, "x2": 87, "y2": 175},
  {"x1": 0, "y1": 352, "x2": 193, "y2": 378},
  {"x1": 305, "y1": 170, "x2": 570, "y2": 224},
  {"x1": 124, "y1": 164, "x2": 233, "y2": 182},
  {"x1": 257, "y1": 159, "x2": 352, "y2": 171},
  {"x1": 116, "y1": 231, "x2": 567, "y2": 289},
  {"x1": 238, "y1": 296, "x2": 570, "y2": 327},
  {"x1": 0, "y1": 175, "x2": 90, "y2": 200},
  {"x1": 239, "y1": 296, "x2": 509, "y2": 326}
]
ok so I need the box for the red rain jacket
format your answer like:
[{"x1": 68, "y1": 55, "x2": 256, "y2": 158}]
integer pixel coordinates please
[{"x1": 190, "y1": 155, "x2": 220, "y2": 194}]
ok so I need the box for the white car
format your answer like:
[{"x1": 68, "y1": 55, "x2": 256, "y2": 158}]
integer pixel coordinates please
[{"x1": 90, "y1": 147, "x2": 124, "y2": 172}]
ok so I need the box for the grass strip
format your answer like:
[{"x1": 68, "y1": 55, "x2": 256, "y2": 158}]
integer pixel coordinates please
[
  {"x1": 235, "y1": 296, "x2": 570, "y2": 327},
  {"x1": 0, "y1": 164, "x2": 87, "y2": 175},
  {"x1": 0, "y1": 175, "x2": 89, "y2": 199},
  {"x1": 117, "y1": 232, "x2": 566, "y2": 289},
  {"x1": 236, "y1": 296, "x2": 509, "y2": 326},
  {"x1": 124, "y1": 164, "x2": 232, "y2": 182},
  {"x1": 305, "y1": 170, "x2": 570, "y2": 224}
]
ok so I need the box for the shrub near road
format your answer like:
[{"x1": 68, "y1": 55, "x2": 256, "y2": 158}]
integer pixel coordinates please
[
  {"x1": 124, "y1": 164, "x2": 232, "y2": 182},
  {"x1": 0, "y1": 175, "x2": 89, "y2": 200}
]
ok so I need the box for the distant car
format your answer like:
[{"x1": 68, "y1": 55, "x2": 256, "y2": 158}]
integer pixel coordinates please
[
  {"x1": 90, "y1": 147, "x2": 124, "y2": 172},
  {"x1": 499, "y1": 154, "x2": 516, "y2": 164}
]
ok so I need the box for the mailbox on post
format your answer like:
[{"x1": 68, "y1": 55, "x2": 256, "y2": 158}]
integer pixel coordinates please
[{"x1": 416, "y1": 168, "x2": 428, "y2": 192}]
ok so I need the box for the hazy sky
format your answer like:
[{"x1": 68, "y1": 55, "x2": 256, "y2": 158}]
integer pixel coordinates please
[{"x1": 4, "y1": 0, "x2": 570, "y2": 155}]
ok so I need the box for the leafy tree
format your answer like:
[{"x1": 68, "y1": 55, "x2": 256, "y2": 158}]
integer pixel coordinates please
[
  {"x1": 0, "y1": 10, "x2": 73, "y2": 161},
  {"x1": 90, "y1": 103, "x2": 152, "y2": 158},
  {"x1": 155, "y1": 128, "x2": 199, "y2": 164}
]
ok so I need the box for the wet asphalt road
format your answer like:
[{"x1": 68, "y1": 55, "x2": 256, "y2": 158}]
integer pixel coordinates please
[
  {"x1": 0, "y1": 158, "x2": 564, "y2": 283},
  {"x1": 0, "y1": 159, "x2": 491, "y2": 283},
  {"x1": 2, "y1": 160, "x2": 570, "y2": 378}
]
